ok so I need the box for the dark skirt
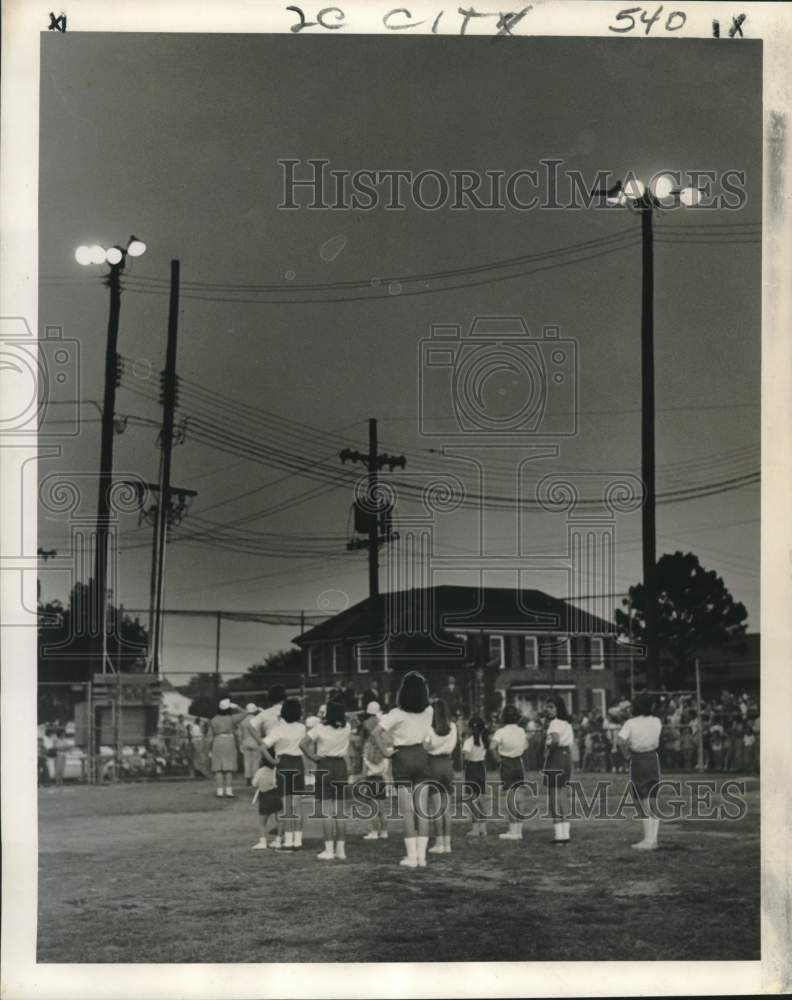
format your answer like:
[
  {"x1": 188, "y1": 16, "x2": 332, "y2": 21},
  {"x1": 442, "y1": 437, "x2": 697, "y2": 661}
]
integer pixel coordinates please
[
  {"x1": 543, "y1": 745, "x2": 572, "y2": 788},
  {"x1": 391, "y1": 745, "x2": 431, "y2": 786},
  {"x1": 630, "y1": 749, "x2": 661, "y2": 800},
  {"x1": 314, "y1": 756, "x2": 348, "y2": 802},
  {"x1": 500, "y1": 755, "x2": 525, "y2": 791},
  {"x1": 463, "y1": 760, "x2": 487, "y2": 799},
  {"x1": 427, "y1": 753, "x2": 455, "y2": 792},
  {"x1": 276, "y1": 754, "x2": 304, "y2": 797},
  {"x1": 257, "y1": 787, "x2": 283, "y2": 816}
]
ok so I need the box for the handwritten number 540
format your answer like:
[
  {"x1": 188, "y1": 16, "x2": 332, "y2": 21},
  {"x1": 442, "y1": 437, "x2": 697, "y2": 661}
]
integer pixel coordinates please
[{"x1": 609, "y1": 6, "x2": 686, "y2": 34}]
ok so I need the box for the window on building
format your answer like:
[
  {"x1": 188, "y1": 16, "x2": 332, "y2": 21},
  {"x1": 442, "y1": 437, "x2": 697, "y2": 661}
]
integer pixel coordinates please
[
  {"x1": 591, "y1": 688, "x2": 606, "y2": 715},
  {"x1": 558, "y1": 637, "x2": 572, "y2": 669},
  {"x1": 590, "y1": 637, "x2": 605, "y2": 670},
  {"x1": 523, "y1": 635, "x2": 538, "y2": 668},
  {"x1": 307, "y1": 647, "x2": 317, "y2": 676},
  {"x1": 489, "y1": 634, "x2": 505, "y2": 669},
  {"x1": 332, "y1": 644, "x2": 341, "y2": 673}
]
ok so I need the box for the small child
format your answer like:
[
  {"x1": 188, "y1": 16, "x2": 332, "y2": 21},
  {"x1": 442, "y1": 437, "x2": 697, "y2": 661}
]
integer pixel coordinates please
[
  {"x1": 462, "y1": 716, "x2": 489, "y2": 837},
  {"x1": 251, "y1": 745, "x2": 283, "y2": 851}
]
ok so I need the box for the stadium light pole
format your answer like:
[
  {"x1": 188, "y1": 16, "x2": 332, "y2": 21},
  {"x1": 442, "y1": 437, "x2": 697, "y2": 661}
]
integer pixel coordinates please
[
  {"x1": 75, "y1": 237, "x2": 147, "y2": 672},
  {"x1": 594, "y1": 178, "x2": 702, "y2": 689}
]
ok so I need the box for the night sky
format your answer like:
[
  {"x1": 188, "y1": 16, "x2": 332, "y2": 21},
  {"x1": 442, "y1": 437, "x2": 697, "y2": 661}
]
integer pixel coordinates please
[{"x1": 38, "y1": 34, "x2": 761, "y2": 682}]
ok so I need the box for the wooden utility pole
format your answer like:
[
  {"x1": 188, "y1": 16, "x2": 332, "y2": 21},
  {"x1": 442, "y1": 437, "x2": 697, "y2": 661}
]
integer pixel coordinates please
[
  {"x1": 367, "y1": 419, "x2": 380, "y2": 599},
  {"x1": 640, "y1": 203, "x2": 659, "y2": 689},
  {"x1": 94, "y1": 263, "x2": 123, "y2": 672},
  {"x1": 152, "y1": 260, "x2": 180, "y2": 674}
]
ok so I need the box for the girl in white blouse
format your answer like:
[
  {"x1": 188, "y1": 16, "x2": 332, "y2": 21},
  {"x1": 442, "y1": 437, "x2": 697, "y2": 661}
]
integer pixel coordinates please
[
  {"x1": 617, "y1": 692, "x2": 662, "y2": 850},
  {"x1": 491, "y1": 705, "x2": 528, "y2": 841},
  {"x1": 263, "y1": 699, "x2": 306, "y2": 850},
  {"x1": 371, "y1": 671, "x2": 434, "y2": 869},
  {"x1": 423, "y1": 699, "x2": 458, "y2": 855},
  {"x1": 300, "y1": 700, "x2": 351, "y2": 861},
  {"x1": 543, "y1": 697, "x2": 574, "y2": 845}
]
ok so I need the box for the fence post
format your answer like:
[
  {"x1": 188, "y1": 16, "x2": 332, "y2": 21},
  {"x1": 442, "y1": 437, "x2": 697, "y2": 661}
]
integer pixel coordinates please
[
  {"x1": 87, "y1": 680, "x2": 94, "y2": 784},
  {"x1": 695, "y1": 658, "x2": 704, "y2": 770}
]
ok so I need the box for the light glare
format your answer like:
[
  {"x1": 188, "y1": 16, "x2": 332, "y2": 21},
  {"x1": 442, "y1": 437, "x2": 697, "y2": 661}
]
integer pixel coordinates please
[
  {"x1": 75, "y1": 245, "x2": 93, "y2": 266},
  {"x1": 106, "y1": 246, "x2": 124, "y2": 265},
  {"x1": 680, "y1": 187, "x2": 702, "y2": 207},
  {"x1": 651, "y1": 174, "x2": 675, "y2": 200},
  {"x1": 88, "y1": 245, "x2": 107, "y2": 265},
  {"x1": 623, "y1": 178, "x2": 646, "y2": 200},
  {"x1": 127, "y1": 238, "x2": 146, "y2": 258}
]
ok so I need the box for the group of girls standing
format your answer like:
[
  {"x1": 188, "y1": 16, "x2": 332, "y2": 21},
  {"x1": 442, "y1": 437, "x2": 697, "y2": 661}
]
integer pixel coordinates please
[{"x1": 246, "y1": 673, "x2": 664, "y2": 865}]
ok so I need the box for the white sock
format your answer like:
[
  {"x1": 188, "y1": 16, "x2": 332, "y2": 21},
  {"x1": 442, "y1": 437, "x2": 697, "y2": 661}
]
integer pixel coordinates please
[
  {"x1": 324, "y1": 839, "x2": 334, "y2": 856},
  {"x1": 563, "y1": 821, "x2": 570, "y2": 840},
  {"x1": 404, "y1": 837, "x2": 417, "y2": 862},
  {"x1": 553, "y1": 822, "x2": 563, "y2": 841},
  {"x1": 294, "y1": 830, "x2": 303, "y2": 847},
  {"x1": 444, "y1": 835, "x2": 452, "y2": 852},
  {"x1": 641, "y1": 818, "x2": 652, "y2": 843},
  {"x1": 284, "y1": 831, "x2": 294, "y2": 847},
  {"x1": 416, "y1": 836, "x2": 429, "y2": 863},
  {"x1": 335, "y1": 840, "x2": 346, "y2": 858},
  {"x1": 649, "y1": 817, "x2": 659, "y2": 846}
]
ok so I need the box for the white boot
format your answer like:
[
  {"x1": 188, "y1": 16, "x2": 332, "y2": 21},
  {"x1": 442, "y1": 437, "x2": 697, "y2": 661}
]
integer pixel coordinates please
[
  {"x1": 271, "y1": 835, "x2": 282, "y2": 849},
  {"x1": 225, "y1": 786, "x2": 235, "y2": 798},
  {"x1": 284, "y1": 831, "x2": 294, "y2": 849},
  {"x1": 444, "y1": 835, "x2": 452, "y2": 854},
  {"x1": 553, "y1": 822, "x2": 564, "y2": 843},
  {"x1": 400, "y1": 836, "x2": 418, "y2": 868},
  {"x1": 632, "y1": 818, "x2": 655, "y2": 850},
  {"x1": 378, "y1": 830, "x2": 388, "y2": 839},
  {"x1": 648, "y1": 817, "x2": 660, "y2": 848},
  {"x1": 215, "y1": 788, "x2": 224, "y2": 798},
  {"x1": 317, "y1": 840, "x2": 335, "y2": 860},
  {"x1": 416, "y1": 835, "x2": 429, "y2": 867},
  {"x1": 335, "y1": 840, "x2": 346, "y2": 860},
  {"x1": 293, "y1": 830, "x2": 303, "y2": 849},
  {"x1": 562, "y1": 821, "x2": 570, "y2": 841},
  {"x1": 363, "y1": 830, "x2": 380, "y2": 840},
  {"x1": 251, "y1": 838, "x2": 268, "y2": 850}
]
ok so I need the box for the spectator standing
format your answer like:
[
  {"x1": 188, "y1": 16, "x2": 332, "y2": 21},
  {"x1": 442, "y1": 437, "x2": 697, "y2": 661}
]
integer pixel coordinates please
[
  {"x1": 208, "y1": 699, "x2": 247, "y2": 798},
  {"x1": 238, "y1": 703, "x2": 263, "y2": 785}
]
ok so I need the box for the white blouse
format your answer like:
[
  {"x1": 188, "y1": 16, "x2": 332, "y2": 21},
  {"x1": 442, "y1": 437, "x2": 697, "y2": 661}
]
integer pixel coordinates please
[
  {"x1": 618, "y1": 716, "x2": 662, "y2": 753},
  {"x1": 546, "y1": 718, "x2": 574, "y2": 748},
  {"x1": 491, "y1": 724, "x2": 528, "y2": 758},
  {"x1": 424, "y1": 722, "x2": 458, "y2": 756},
  {"x1": 462, "y1": 735, "x2": 487, "y2": 762},
  {"x1": 379, "y1": 706, "x2": 434, "y2": 747},
  {"x1": 264, "y1": 721, "x2": 306, "y2": 757},
  {"x1": 309, "y1": 722, "x2": 351, "y2": 758}
]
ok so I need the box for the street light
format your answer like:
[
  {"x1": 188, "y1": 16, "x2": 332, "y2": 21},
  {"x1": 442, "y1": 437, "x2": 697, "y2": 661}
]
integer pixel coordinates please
[
  {"x1": 75, "y1": 236, "x2": 146, "y2": 673},
  {"x1": 594, "y1": 178, "x2": 702, "y2": 689}
]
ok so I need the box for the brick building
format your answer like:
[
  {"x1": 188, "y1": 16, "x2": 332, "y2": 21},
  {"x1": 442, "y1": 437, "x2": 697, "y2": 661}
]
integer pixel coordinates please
[{"x1": 293, "y1": 585, "x2": 627, "y2": 716}]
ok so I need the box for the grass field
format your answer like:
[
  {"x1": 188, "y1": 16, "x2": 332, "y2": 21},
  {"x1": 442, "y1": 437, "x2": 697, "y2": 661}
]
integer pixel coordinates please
[{"x1": 37, "y1": 773, "x2": 760, "y2": 963}]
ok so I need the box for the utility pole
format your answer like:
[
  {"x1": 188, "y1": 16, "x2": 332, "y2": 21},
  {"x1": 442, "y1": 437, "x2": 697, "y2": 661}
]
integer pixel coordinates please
[
  {"x1": 151, "y1": 260, "x2": 181, "y2": 674},
  {"x1": 214, "y1": 612, "x2": 222, "y2": 699},
  {"x1": 340, "y1": 419, "x2": 404, "y2": 679},
  {"x1": 94, "y1": 262, "x2": 123, "y2": 672},
  {"x1": 640, "y1": 202, "x2": 659, "y2": 691},
  {"x1": 340, "y1": 419, "x2": 404, "y2": 598}
]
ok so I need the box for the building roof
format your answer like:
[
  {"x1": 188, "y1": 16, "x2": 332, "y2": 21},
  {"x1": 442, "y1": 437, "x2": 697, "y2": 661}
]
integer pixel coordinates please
[{"x1": 293, "y1": 586, "x2": 615, "y2": 645}]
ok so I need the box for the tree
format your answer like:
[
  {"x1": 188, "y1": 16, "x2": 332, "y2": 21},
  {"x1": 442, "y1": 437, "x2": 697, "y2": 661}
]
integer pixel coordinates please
[
  {"x1": 615, "y1": 551, "x2": 748, "y2": 688},
  {"x1": 177, "y1": 648, "x2": 302, "y2": 718},
  {"x1": 38, "y1": 582, "x2": 149, "y2": 722}
]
